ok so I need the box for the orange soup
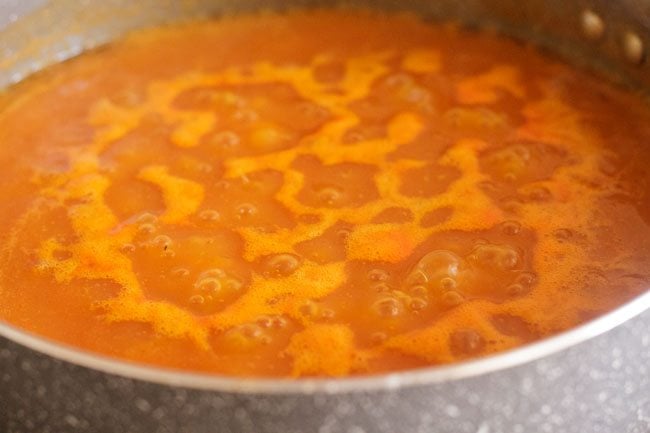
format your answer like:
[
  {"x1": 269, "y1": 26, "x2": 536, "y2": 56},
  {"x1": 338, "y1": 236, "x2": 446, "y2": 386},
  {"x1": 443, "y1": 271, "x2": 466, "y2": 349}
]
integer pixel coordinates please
[{"x1": 0, "y1": 9, "x2": 649, "y2": 377}]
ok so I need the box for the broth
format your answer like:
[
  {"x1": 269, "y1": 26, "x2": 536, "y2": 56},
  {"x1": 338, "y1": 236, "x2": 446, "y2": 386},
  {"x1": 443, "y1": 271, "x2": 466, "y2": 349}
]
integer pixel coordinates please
[{"x1": 0, "y1": 9, "x2": 649, "y2": 377}]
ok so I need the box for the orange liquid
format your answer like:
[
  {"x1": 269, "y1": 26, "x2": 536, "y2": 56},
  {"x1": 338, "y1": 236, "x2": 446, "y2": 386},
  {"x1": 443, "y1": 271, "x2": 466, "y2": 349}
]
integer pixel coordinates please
[{"x1": 0, "y1": 9, "x2": 649, "y2": 377}]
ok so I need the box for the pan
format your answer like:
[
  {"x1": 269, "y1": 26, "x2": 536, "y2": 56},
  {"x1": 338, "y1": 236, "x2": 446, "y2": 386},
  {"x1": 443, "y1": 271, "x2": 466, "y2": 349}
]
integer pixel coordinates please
[{"x1": 0, "y1": 1, "x2": 649, "y2": 432}]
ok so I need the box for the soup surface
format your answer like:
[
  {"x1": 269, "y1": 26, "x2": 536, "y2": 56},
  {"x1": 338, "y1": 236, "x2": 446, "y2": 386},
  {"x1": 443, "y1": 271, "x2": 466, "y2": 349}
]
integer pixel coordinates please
[{"x1": 0, "y1": 9, "x2": 649, "y2": 377}]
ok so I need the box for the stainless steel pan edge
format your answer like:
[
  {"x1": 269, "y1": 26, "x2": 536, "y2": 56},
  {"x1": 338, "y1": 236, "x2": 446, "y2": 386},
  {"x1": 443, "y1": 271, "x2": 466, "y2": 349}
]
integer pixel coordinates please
[{"x1": 0, "y1": 0, "x2": 649, "y2": 432}]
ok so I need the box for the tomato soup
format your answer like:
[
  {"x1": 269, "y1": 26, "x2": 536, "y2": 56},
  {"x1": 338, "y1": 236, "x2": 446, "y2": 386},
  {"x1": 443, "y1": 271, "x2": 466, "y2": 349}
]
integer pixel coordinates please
[{"x1": 0, "y1": 9, "x2": 649, "y2": 377}]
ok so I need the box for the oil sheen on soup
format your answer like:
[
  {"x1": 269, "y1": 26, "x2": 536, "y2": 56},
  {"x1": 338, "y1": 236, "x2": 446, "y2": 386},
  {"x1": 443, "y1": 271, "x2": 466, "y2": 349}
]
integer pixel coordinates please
[{"x1": 0, "y1": 10, "x2": 649, "y2": 377}]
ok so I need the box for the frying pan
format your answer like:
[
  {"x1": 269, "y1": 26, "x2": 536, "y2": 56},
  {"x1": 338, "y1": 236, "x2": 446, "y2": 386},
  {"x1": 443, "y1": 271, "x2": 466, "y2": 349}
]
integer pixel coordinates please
[{"x1": 0, "y1": 1, "x2": 649, "y2": 432}]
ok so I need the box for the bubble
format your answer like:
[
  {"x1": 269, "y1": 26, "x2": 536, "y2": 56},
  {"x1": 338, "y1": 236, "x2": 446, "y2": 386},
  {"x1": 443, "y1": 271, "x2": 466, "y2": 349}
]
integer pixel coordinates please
[
  {"x1": 257, "y1": 315, "x2": 288, "y2": 328},
  {"x1": 507, "y1": 283, "x2": 528, "y2": 296},
  {"x1": 372, "y1": 282, "x2": 392, "y2": 293},
  {"x1": 120, "y1": 243, "x2": 136, "y2": 254},
  {"x1": 171, "y1": 267, "x2": 190, "y2": 278},
  {"x1": 227, "y1": 323, "x2": 255, "y2": 337},
  {"x1": 320, "y1": 308, "x2": 336, "y2": 319},
  {"x1": 262, "y1": 253, "x2": 301, "y2": 277},
  {"x1": 223, "y1": 278, "x2": 243, "y2": 291},
  {"x1": 316, "y1": 185, "x2": 343, "y2": 206},
  {"x1": 491, "y1": 314, "x2": 535, "y2": 340},
  {"x1": 450, "y1": 329, "x2": 485, "y2": 355},
  {"x1": 299, "y1": 300, "x2": 318, "y2": 317},
  {"x1": 526, "y1": 186, "x2": 551, "y2": 201},
  {"x1": 368, "y1": 268, "x2": 389, "y2": 282},
  {"x1": 151, "y1": 235, "x2": 172, "y2": 250},
  {"x1": 442, "y1": 291, "x2": 464, "y2": 307},
  {"x1": 137, "y1": 223, "x2": 156, "y2": 236},
  {"x1": 515, "y1": 272, "x2": 537, "y2": 287},
  {"x1": 483, "y1": 144, "x2": 531, "y2": 182},
  {"x1": 266, "y1": 296, "x2": 281, "y2": 306},
  {"x1": 372, "y1": 297, "x2": 403, "y2": 317},
  {"x1": 409, "y1": 298, "x2": 428, "y2": 311},
  {"x1": 233, "y1": 109, "x2": 259, "y2": 123},
  {"x1": 406, "y1": 270, "x2": 428, "y2": 286},
  {"x1": 190, "y1": 161, "x2": 213, "y2": 175},
  {"x1": 440, "y1": 277, "x2": 457, "y2": 290},
  {"x1": 553, "y1": 228, "x2": 573, "y2": 241},
  {"x1": 499, "y1": 220, "x2": 522, "y2": 236},
  {"x1": 210, "y1": 131, "x2": 240, "y2": 149},
  {"x1": 192, "y1": 268, "x2": 242, "y2": 296},
  {"x1": 199, "y1": 269, "x2": 226, "y2": 279},
  {"x1": 189, "y1": 294, "x2": 205, "y2": 305},
  {"x1": 371, "y1": 332, "x2": 388, "y2": 344},
  {"x1": 468, "y1": 242, "x2": 520, "y2": 271},
  {"x1": 237, "y1": 203, "x2": 258, "y2": 218},
  {"x1": 194, "y1": 277, "x2": 222, "y2": 294},
  {"x1": 409, "y1": 285, "x2": 428, "y2": 298},
  {"x1": 198, "y1": 209, "x2": 221, "y2": 222},
  {"x1": 478, "y1": 180, "x2": 499, "y2": 193},
  {"x1": 500, "y1": 196, "x2": 523, "y2": 213},
  {"x1": 384, "y1": 73, "x2": 414, "y2": 88},
  {"x1": 403, "y1": 87, "x2": 431, "y2": 105},
  {"x1": 225, "y1": 324, "x2": 268, "y2": 348},
  {"x1": 337, "y1": 228, "x2": 351, "y2": 241},
  {"x1": 410, "y1": 250, "x2": 463, "y2": 288},
  {"x1": 224, "y1": 323, "x2": 273, "y2": 350},
  {"x1": 135, "y1": 213, "x2": 158, "y2": 225}
]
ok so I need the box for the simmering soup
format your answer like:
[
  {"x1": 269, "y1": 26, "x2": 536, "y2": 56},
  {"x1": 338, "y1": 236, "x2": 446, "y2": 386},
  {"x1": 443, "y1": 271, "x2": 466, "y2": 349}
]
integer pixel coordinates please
[{"x1": 0, "y1": 9, "x2": 649, "y2": 377}]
